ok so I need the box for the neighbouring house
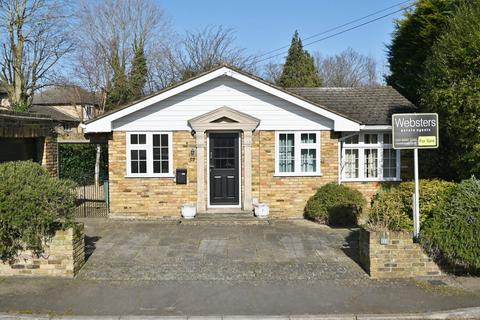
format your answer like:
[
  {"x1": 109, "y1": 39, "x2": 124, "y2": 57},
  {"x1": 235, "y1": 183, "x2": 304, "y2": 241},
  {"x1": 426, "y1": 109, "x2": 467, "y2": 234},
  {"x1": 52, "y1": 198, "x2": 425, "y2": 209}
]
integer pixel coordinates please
[
  {"x1": 31, "y1": 85, "x2": 100, "y2": 139},
  {"x1": 83, "y1": 66, "x2": 415, "y2": 219},
  {"x1": 0, "y1": 109, "x2": 58, "y2": 176}
]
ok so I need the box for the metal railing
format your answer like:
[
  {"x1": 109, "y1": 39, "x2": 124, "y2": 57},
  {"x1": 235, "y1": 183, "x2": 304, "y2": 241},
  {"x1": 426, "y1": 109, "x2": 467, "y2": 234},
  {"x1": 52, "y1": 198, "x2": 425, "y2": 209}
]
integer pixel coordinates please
[{"x1": 74, "y1": 180, "x2": 109, "y2": 218}]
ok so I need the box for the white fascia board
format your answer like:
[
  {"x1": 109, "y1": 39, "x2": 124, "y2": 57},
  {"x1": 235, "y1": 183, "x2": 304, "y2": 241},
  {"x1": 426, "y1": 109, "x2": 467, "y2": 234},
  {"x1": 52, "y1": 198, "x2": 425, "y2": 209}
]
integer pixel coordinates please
[
  {"x1": 84, "y1": 67, "x2": 360, "y2": 133},
  {"x1": 227, "y1": 70, "x2": 360, "y2": 132},
  {"x1": 84, "y1": 68, "x2": 229, "y2": 133},
  {"x1": 360, "y1": 125, "x2": 392, "y2": 131}
]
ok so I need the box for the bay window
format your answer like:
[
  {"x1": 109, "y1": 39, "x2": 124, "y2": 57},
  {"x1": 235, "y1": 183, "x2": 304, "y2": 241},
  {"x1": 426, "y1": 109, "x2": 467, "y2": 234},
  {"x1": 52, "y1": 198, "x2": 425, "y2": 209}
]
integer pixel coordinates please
[
  {"x1": 126, "y1": 132, "x2": 173, "y2": 177},
  {"x1": 276, "y1": 131, "x2": 321, "y2": 176},
  {"x1": 341, "y1": 133, "x2": 400, "y2": 181}
]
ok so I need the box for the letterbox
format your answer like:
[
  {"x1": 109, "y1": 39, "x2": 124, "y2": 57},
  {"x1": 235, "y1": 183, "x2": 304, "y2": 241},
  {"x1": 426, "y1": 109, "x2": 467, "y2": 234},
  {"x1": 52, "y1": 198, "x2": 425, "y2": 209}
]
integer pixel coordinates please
[{"x1": 176, "y1": 168, "x2": 187, "y2": 184}]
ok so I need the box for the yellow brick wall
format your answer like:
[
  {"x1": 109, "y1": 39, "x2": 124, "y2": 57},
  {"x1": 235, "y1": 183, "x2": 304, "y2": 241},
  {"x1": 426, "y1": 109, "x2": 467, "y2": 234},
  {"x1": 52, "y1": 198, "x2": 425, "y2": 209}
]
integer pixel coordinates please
[
  {"x1": 0, "y1": 225, "x2": 84, "y2": 278},
  {"x1": 359, "y1": 229, "x2": 441, "y2": 279},
  {"x1": 41, "y1": 135, "x2": 58, "y2": 177},
  {"x1": 108, "y1": 131, "x2": 197, "y2": 218},
  {"x1": 252, "y1": 131, "x2": 339, "y2": 219}
]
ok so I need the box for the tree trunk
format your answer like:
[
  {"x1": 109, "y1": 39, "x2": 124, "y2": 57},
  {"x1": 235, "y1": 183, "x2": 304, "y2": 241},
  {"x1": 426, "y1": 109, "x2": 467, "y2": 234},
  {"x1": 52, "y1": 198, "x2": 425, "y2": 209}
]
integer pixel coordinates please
[{"x1": 95, "y1": 144, "x2": 101, "y2": 186}]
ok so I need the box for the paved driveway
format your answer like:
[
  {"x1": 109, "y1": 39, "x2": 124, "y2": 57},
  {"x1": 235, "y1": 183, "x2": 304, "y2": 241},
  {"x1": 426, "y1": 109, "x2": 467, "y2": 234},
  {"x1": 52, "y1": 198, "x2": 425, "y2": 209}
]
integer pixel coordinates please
[{"x1": 78, "y1": 219, "x2": 367, "y2": 281}]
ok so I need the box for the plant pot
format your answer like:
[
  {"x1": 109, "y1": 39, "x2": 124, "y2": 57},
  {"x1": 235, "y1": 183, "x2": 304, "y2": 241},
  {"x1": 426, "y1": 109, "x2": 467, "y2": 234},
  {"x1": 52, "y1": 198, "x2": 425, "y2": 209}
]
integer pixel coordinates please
[
  {"x1": 254, "y1": 203, "x2": 269, "y2": 219},
  {"x1": 181, "y1": 204, "x2": 196, "y2": 219}
]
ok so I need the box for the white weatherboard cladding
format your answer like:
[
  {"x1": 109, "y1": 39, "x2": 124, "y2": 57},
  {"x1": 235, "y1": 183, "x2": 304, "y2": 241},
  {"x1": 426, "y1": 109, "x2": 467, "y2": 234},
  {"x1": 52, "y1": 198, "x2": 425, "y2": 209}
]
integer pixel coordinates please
[{"x1": 112, "y1": 76, "x2": 334, "y2": 131}]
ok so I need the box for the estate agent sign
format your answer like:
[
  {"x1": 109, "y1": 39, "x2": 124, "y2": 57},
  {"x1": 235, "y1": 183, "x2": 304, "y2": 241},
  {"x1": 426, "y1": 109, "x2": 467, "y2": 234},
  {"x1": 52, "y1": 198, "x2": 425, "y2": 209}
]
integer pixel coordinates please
[
  {"x1": 392, "y1": 113, "x2": 439, "y2": 149},
  {"x1": 392, "y1": 113, "x2": 439, "y2": 240}
]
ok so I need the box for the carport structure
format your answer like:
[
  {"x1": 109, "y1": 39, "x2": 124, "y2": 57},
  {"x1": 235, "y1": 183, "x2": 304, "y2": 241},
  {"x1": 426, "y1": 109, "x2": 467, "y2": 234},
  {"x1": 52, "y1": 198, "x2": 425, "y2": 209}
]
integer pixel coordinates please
[{"x1": 0, "y1": 109, "x2": 58, "y2": 175}]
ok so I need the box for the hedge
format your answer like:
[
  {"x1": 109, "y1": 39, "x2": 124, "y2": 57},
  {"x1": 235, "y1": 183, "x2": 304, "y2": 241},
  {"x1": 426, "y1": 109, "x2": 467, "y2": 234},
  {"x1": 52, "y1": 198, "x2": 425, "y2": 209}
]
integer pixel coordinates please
[
  {"x1": 422, "y1": 177, "x2": 480, "y2": 270},
  {"x1": 59, "y1": 144, "x2": 108, "y2": 184},
  {"x1": 367, "y1": 179, "x2": 455, "y2": 231}
]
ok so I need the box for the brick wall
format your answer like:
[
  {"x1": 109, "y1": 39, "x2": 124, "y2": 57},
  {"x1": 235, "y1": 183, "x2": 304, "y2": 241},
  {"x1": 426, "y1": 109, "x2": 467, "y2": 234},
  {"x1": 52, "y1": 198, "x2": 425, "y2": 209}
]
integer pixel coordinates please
[
  {"x1": 359, "y1": 228, "x2": 441, "y2": 278},
  {"x1": 108, "y1": 129, "x2": 410, "y2": 219},
  {"x1": 41, "y1": 135, "x2": 58, "y2": 176},
  {"x1": 252, "y1": 131, "x2": 339, "y2": 219},
  {"x1": 108, "y1": 131, "x2": 197, "y2": 218},
  {"x1": 0, "y1": 224, "x2": 85, "y2": 278}
]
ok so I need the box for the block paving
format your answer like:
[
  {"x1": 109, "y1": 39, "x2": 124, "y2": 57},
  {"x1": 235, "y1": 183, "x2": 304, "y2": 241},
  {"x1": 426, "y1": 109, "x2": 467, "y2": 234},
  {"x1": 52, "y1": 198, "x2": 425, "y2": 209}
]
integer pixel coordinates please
[{"x1": 77, "y1": 219, "x2": 367, "y2": 281}]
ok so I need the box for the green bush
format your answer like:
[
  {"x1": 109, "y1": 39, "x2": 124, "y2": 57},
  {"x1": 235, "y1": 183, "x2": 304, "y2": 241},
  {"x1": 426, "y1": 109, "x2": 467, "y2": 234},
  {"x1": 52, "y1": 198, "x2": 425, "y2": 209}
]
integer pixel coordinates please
[
  {"x1": 368, "y1": 179, "x2": 455, "y2": 231},
  {"x1": 59, "y1": 144, "x2": 108, "y2": 184},
  {"x1": 0, "y1": 161, "x2": 76, "y2": 264},
  {"x1": 304, "y1": 183, "x2": 366, "y2": 226},
  {"x1": 422, "y1": 177, "x2": 480, "y2": 270}
]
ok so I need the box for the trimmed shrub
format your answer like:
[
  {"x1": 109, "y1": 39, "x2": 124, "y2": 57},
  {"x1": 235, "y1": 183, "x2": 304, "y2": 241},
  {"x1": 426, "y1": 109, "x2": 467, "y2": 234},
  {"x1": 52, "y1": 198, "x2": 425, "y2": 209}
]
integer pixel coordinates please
[
  {"x1": 304, "y1": 183, "x2": 366, "y2": 226},
  {"x1": 422, "y1": 177, "x2": 480, "y2": 270},
  {"x1": 0, "y1": 161, "x2": 76, "y2": 264},
  {"x1": 368, "y1": 179, "x2": 455, "y2": 231}
]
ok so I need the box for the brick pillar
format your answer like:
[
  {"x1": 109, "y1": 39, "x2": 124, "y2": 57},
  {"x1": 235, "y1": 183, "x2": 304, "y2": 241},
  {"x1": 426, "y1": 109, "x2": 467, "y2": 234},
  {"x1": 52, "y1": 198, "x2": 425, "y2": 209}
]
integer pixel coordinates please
[{"x1": 41, "y1": 135, "x2": 58, "y2": 177}]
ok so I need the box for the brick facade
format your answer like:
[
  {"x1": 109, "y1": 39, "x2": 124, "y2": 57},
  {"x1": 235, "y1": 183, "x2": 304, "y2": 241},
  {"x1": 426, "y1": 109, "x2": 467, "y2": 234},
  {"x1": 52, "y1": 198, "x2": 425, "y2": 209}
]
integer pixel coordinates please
[
  {"x1": 252, "y1": 131, "x2": 339, "y2": 219},
  {"x1": 108, "y1": 131, "x2": 197, "y2": 219},
  {"x1": 108, "y1": 130, "x2": 406, "y2": 219},
  {"x1": 0, "y1": 224, "x2": 85, "y2": 278}
]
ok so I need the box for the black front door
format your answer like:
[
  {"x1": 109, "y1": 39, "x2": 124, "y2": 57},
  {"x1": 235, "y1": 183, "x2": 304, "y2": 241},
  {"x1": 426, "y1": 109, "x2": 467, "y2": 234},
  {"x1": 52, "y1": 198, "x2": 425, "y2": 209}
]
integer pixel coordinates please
[{"x1": 209, "y1": 132, "x2": 239, "y2": 205}]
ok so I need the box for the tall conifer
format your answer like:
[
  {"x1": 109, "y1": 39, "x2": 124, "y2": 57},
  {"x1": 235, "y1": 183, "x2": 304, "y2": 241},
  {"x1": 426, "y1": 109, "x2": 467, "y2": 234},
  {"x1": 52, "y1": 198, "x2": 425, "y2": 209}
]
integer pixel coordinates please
[{"x1": 277, "y1": 31, "x2": 322, "y2": 87}]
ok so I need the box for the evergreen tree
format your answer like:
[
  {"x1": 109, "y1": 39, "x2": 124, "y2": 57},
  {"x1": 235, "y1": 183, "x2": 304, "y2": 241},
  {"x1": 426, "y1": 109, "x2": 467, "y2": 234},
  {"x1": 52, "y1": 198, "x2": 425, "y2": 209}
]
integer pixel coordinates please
[
  {"x1": 276, "y1": 31, "x2": 322, "y2": 88},
  {"x1": 386, "y1": 0, "x2": 458, "y2": 104},
  {"x1": 128, "y1": 36, "x2": 147, "y2": 101},
  {"x1": 106, "y1": 43, "x2": 129, "y2": 110},
  {"x1": 420, "y1": 1, "x2": 480, "y2": 180}
]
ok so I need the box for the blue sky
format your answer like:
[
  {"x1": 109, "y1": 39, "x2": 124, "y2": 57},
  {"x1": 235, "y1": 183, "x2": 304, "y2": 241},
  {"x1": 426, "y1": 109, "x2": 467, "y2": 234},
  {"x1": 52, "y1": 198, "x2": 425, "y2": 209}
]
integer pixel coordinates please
[{"x1": 159, "y1": 0, "x2": 411, "y2": 75}]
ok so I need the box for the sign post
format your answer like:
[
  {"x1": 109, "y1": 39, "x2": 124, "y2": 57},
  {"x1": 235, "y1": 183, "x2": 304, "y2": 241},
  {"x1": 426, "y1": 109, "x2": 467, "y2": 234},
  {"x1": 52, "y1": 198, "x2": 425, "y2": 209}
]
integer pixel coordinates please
[{"x1": 392, "y1": 113, "x2": 439, "y2": 239}]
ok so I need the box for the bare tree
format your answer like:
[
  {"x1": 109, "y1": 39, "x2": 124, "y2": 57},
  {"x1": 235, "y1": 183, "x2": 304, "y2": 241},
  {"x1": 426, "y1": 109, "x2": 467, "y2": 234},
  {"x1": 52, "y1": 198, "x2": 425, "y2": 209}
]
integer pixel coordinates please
[
  {"x1": 315, "y1": 48, "x2": 379, "y2": 87},
  {"x1": 176, "y1": 25, "x2": 258, "y2": 80},
  {"x1": 262, "y1": 62, "x2": 283, "y2": 84},
  {"x1": 0, "y1": 0, "x2": 73, "y2": 110},
  {"x1": 147, "y1": 42, "x2": 182, "y2": 92},
  {"x1": 73, "y1": 0, "x2": 173, "y2": 112}
]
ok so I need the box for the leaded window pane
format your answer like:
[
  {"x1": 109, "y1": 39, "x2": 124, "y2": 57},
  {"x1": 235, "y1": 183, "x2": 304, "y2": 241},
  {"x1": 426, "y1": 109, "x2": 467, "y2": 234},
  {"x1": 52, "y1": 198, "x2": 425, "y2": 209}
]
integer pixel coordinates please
[
  {"x1": 364, "y1": 149, "x2": 378, "y2": 178},
  {"x1": 364, "y1": 134, "x2": 378, "y2": 144},
  {"x1": 301, "y1": 149, "x2": 316, "y2": 172},
  {"x1": 279, "y1": 133, "x2": 295, "y2": 173},
  {"x1": 345, "y1": 149, "x2": 359, "y2": 178}
]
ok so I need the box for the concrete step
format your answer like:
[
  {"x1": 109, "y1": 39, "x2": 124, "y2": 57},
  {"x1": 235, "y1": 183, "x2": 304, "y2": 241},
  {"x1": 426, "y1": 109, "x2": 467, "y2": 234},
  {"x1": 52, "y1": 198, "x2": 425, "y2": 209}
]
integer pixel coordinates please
[{"x1": 179, "y1": 212, "x2": 270, "y2": 225}]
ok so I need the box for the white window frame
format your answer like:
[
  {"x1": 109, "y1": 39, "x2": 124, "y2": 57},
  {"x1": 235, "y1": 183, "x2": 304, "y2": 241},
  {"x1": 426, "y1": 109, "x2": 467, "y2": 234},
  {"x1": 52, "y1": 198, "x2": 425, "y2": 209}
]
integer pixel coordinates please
[
  {"x1": 341, "y1": 132, "x2": 401, "y2": 182},
  {"x1": 126, "y1": 132, "x2": 174, "y2": 178},
  {"x1": 275, "y1": 131, "x2": 321, "y2": 177}
]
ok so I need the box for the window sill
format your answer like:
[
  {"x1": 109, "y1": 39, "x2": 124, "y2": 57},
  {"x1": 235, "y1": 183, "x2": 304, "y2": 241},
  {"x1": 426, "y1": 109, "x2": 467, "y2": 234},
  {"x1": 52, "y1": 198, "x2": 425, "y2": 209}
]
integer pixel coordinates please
[
  {"x1": 274, "y1": 172, "x2": 323, "y2": 177},
  {"x1": 341, "y1": 178, "x2": 401, "y2": 183},
  {"x1": 124, "y1": 174, "x2": 175, "y2": 178}
]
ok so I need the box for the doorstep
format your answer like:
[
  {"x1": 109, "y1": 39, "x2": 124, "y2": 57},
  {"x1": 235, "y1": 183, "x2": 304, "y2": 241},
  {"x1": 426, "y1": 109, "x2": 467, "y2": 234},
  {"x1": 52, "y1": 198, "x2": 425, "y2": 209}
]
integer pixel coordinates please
[{"x1": 179, "y1": 211, "x2": 270, "y2": 226}]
